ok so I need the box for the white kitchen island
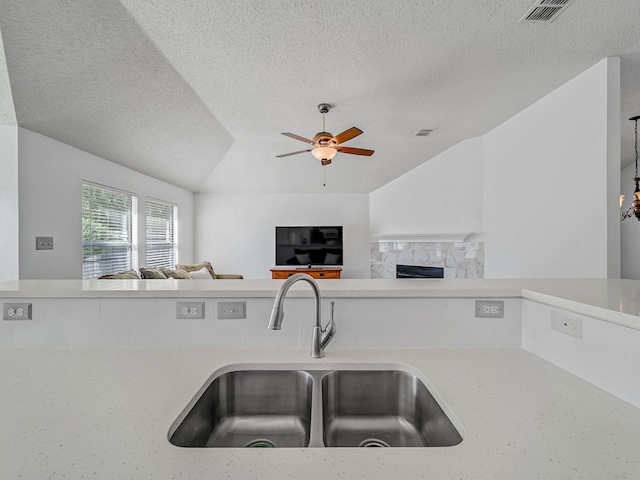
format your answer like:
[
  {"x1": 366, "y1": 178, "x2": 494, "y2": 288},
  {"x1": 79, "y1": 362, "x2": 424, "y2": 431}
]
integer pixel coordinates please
[{"x1": 0, "y1": 278, "x2": 639, "y2": 479}]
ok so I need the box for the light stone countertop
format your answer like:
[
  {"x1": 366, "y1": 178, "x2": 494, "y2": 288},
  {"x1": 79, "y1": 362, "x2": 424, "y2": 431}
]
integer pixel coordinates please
[
  {"x1": 2, "y1": 278, "x2": 640, "y2": 330},
  {"x1": 1, "y1": 347, "x2": 639, "y2": 479}
]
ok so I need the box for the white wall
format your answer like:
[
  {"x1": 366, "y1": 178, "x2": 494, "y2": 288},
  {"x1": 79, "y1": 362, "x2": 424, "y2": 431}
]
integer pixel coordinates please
[
  {"x1": 195, "y1": 193, "x2": 370, "y2": 279},
  {"x1": 483, "y1": 57, "x2": 619, "y2": 278},
  {"x1": 369, "y1": 58, "x2": 620, "y2": 279},
  {"x1": 621, "y1": 161, "x2": 640, "y2": 278},
  {"x1": 369, "y1": 137, "x2": 483, "y2": 236},
  {"x1": 18, "y1": 128, "x2": 195, "y2": 279},
  {"x1": 0, "y1": 126, "x2": 19, "y2": 281},
  {"x1": 606, "y1": 59, "x2": 621, "y2": 278},
  {"x1": 0, "y1": 27, "x2": 19, "y2": 281}
]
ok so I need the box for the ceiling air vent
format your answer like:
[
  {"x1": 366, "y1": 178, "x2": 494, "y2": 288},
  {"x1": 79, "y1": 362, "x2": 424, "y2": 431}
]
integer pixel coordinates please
[
  {"x1": 518, "y1": 0, "x2": 575, "y2": 24},
  {"x1": 415, "y1": 129, "x2": 435, "y2": 137}
]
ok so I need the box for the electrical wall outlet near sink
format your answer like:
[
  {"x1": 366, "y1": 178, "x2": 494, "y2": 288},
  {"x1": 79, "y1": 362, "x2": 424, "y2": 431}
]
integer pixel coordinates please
[{"x1": 168, "y1": 363, "x2": 464, "y2": 449}]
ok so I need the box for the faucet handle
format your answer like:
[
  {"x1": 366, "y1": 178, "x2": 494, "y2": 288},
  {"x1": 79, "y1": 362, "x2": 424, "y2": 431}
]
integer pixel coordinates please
[{"x1": 321, "y1": 301, "x2": 337, "y2": 349}]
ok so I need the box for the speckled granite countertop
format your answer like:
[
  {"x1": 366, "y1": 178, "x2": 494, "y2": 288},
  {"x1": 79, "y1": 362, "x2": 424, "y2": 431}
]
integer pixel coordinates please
[{"x1": 1, "y1": 348, "x2": 638, "y2": 479}]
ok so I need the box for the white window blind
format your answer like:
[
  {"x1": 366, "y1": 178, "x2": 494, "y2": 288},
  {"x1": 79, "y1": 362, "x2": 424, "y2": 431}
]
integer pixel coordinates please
[
  {"x1": 145, "y1": 199, "x2": 178, "y2": 268},
  {"x1": 82, "y1": 183, "x2": 138, "y2": 279}
]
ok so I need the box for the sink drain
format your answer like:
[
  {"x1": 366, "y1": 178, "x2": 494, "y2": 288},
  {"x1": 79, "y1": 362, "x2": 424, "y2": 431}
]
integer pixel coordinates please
[
  {"x1": 245, "y1": 439, "x2": 275, "y2": 448},
  {"x1": 358, "y1": 438, "x2": 390, "y2": 448}
]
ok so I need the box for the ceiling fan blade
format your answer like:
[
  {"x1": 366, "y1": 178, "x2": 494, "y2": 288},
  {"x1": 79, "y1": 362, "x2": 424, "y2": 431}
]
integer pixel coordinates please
[
  {"x1": 331, "y1": 127, "x2": 363, "y2": 145},
  {"x1": 336, "y1": 146, "x2": 374, "y2": 156},
  {"x1": 281, "y1": 132, "x2": 316, "y2": 145},
  {"x1": 276, "y1": 149, "x2": 312, "y2": 158}
]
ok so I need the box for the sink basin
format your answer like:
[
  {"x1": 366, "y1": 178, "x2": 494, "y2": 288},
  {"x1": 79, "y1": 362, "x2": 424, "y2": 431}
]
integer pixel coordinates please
[
  {"x1": 321, "y1": 370, "x2": 463, "y2": 447},
  {"x1": 169, "y1": 365, "x2": 462, "y2": 448},
  {"x1": 169, "y1": 370, "x2": 313, "y2": 448}
]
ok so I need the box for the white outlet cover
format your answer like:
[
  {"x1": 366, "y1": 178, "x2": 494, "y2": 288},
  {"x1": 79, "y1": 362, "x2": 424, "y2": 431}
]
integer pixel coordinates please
[
  {"x1": 3, "y1": 303, "x2": 33, "y2": 320},
  {"x1": 475, "y1": 300, "x2": 504, "y2": 318},
  {"x1": 550, "y1": 311, "x2": 583, "y2": 339},
  {"x1": 176, "y1": 302, "x2": 205, "y2": 319}
]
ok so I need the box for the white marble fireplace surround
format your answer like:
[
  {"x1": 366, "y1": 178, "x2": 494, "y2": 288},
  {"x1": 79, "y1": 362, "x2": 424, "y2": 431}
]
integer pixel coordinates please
[
  {"x1": 370, "y1": 240, "x2": 484, "y2": 279},
  {"x1": 0, "y1": 278, "x2": 639, "y2": 408}
]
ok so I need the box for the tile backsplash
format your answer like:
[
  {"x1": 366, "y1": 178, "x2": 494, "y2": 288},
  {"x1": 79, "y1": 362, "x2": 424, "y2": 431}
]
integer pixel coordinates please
[
  {"x1": 0, "y1": 296, "x2": 519, "y2": 349},
  {"x1": 2, "y1": 295, "x2": 638, "y2": 407}
]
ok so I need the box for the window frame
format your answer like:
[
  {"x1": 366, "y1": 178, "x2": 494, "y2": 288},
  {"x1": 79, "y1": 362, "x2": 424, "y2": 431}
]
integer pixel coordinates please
[{"x1": 82, "y1": 181, "x2": 138, "y2": 279}]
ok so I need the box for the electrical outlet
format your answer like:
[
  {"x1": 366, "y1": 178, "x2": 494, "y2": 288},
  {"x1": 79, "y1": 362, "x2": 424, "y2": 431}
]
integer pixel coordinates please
[
  {"x1": 475, "y1": 300, "x2": 504, "y2": 318},
  {"x1": 217, "y1": 302, "x2": 246, "y2": 320},
  {"x1": 176, "y1": 302, "x2": 205, "y2": 319},
  {"x1": 550, "y1": 311, "x2": 583, "y2": 339},
  {"x1": 3, "y1": 303, "x2": 32, "y2": 320}
]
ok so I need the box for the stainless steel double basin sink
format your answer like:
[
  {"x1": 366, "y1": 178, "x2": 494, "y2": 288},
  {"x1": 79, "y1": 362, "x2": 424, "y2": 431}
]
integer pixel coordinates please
[{"x1": 169, "y1": 364, "x2": 463, "y2": 448}]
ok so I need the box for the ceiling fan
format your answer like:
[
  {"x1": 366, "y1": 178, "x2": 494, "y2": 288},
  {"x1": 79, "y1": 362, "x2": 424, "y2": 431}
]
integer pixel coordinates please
[{"x1": 276, "y1": 103, "x2": 374, "y2": 166}]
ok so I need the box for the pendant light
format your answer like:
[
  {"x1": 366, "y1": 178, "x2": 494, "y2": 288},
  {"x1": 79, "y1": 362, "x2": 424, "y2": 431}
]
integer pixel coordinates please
[{"x1": 621, "y1": 115, "x2": 640, "y2": 221}]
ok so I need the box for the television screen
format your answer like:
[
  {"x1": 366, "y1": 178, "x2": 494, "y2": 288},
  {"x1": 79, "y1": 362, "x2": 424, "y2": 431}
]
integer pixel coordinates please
[{"x1": 275, "y1": 226, "x2": 343, "y2": 266}]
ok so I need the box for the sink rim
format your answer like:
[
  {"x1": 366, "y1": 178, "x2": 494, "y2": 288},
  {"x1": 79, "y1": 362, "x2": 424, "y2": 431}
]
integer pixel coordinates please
[{"x1": 168, "y1": 362, "x2": 465, "y2": 448}]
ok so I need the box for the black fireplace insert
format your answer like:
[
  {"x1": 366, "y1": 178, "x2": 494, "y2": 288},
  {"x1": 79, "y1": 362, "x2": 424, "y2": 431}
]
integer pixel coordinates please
[{"x1": 396, "y1": 264, "x2": 444, "y2": 278}]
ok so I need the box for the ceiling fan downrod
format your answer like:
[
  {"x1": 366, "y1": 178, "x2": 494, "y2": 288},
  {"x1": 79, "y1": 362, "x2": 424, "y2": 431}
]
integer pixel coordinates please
[{"x1": 318, "y1": 103, "x2": 330, "y2": 132}]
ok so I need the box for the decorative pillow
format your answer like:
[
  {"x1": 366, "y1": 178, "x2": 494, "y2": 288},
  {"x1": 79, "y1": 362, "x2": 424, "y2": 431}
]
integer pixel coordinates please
[
  {"x1": 160, "y1": 268, "x2": 191, "y2": 279},
  {"x1": 324, "y1": 252, "x2": 341, "y2": 264},
  {"x1": 139, "y1": 267, "x2": 168, "y2": 279},
  {"x1": 189, "y1": 267, "x2": 214, "y2": 279},
  {"x1": 98, "y1": 269, "x2": 140, "y2": 279},
  {"x1": 175, "y1": 261, "x2": 216, "y2": 279}
]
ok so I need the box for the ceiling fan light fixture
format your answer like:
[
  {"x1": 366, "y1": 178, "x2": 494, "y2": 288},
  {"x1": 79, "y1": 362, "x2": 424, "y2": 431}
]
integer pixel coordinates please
[
  {"x1": 311, "y1": 146, "x2": 337, "y2": 162},
  {"x1": 276, "y1": 103, "x2": 374, "y2": 165}
]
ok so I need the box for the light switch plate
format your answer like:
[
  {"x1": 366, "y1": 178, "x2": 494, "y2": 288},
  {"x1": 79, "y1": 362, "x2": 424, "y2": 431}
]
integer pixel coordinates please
[
  {"x1": 36, "y1": 236, "x2": 53, "y2": 250},
  {"x1": 217, "y1": 302, "x2": 246, "y2": 320}
]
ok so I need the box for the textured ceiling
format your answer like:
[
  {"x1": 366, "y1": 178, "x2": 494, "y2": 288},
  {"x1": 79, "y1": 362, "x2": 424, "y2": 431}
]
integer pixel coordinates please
[
  {"x1": 1, "y1": 0, "x2": 640, "y2": 193},
  {"x1": 0, "y1": 0, "x2": 233, "y2": 191}
]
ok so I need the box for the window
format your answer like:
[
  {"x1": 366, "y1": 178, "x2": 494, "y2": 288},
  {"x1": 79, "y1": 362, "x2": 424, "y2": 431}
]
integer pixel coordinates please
[
  {"x1": 82, "y1": 183, "x2": 138, "y2": 279},
  {"x1": 145, "y1": 199, "x2": 178, "y2": 268}
]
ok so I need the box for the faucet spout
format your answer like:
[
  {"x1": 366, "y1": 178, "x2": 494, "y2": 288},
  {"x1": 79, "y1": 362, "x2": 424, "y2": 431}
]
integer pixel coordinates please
[
  {"x1": 267, "y1": 307, "x2": 285, "y2": 330},
  {"x1": 268, "y1": 273, "x2": 336, "y2": 358}
]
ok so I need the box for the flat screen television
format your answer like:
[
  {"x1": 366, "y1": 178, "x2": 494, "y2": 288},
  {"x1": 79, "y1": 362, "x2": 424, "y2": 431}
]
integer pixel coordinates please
[{"x1": 275, "y1": 226, "x2": 343, "y2": 266}]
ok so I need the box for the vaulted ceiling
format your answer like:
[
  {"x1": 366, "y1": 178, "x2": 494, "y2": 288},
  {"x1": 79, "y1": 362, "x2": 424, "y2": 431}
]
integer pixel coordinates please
[{"x1": 1, "y1": 0, "x2": 640, "y2": 193}]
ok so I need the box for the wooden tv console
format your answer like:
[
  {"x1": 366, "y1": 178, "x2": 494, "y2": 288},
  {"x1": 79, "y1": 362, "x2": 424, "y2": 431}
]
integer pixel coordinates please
[{"x1": 270, "y1": 267, "x2": 342, "y2": 279}]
